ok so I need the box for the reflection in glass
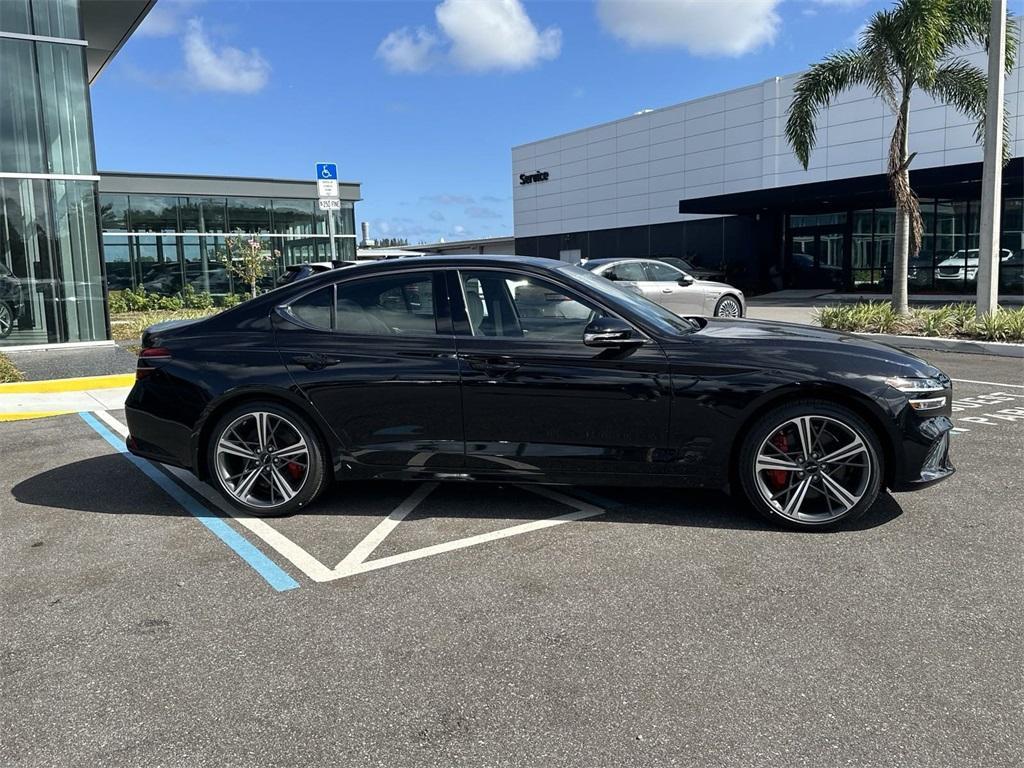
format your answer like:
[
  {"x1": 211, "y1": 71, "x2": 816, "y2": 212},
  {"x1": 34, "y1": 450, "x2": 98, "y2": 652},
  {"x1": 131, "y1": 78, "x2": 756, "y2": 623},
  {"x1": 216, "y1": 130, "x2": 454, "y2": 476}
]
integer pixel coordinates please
[
  {"x1": 0, "y1": 38, "x2": 46, "y2": 173},
  {"x1": 0, "y1": 0, "x2": 32, "y2": 35}
]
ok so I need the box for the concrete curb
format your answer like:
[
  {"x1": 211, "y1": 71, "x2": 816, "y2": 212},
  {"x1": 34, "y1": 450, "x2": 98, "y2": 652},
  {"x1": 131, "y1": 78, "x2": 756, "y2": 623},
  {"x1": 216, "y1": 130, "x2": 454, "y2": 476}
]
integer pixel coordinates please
[
  {"x1": 853, "y1": 332, "x2": 1024, "y2": 358},
  {"x1": 0, "y1": 373, "x2": 135, "y2": 394}
]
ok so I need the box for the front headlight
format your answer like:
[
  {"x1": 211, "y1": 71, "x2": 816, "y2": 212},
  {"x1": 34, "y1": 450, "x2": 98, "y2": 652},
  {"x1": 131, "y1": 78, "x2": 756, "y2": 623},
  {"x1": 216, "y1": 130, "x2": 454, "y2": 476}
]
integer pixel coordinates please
[{"x1": 886, "y1": 377, "x2": 947, "y2": 411}]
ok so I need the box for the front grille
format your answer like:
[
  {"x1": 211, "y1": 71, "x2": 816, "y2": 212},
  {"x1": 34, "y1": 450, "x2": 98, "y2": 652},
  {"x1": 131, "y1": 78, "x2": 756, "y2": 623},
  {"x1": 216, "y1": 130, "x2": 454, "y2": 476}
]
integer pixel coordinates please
[{"x1": 938, "y1": 267, "x2": 961, "y2": 277}]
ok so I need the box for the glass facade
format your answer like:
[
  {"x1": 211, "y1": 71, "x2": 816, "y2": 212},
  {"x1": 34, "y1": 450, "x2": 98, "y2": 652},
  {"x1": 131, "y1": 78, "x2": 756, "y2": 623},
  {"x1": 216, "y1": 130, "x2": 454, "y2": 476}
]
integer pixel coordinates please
[
  {"x1": 98, "y1": 193, "x2": 357, "y2": 296},
  {"x1": 785, "y1": 196, "x2": 1023, "y2": 294},
  {"x1": 1, "y1": 0, "x2": 107, "y2": 346}
]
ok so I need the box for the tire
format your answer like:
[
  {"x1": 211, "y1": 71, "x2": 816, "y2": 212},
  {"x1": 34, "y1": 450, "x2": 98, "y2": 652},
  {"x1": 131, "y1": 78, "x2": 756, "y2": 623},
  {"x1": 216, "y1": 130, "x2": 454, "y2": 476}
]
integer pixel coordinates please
[
  {"x1": 738, "y1": 399, "x2": 883, "y2": 530},
  {"x1": 206, "y1": 401, "x2": 327, "y2": 517},
  {"x1": 713, "y1": 295, "x2": 743, "y2": 318},
  {"x1": 0, "y1": 301, "x2": 13, "y2": 339}
]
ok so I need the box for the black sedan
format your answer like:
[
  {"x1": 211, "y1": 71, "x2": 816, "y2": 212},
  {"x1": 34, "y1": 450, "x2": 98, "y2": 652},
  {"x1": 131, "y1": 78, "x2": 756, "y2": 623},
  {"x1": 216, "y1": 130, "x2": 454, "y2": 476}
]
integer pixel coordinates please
[{"x1": 125, "y1": 255, "x2": 954, "y2": 530}]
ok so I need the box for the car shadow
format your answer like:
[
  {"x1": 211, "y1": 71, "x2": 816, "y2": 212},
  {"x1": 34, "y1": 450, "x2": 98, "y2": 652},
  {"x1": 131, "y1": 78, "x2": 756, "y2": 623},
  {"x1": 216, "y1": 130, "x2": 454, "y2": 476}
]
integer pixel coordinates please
[{"x1": 12, "y1": 454, "x2": 905, "y2": 534}]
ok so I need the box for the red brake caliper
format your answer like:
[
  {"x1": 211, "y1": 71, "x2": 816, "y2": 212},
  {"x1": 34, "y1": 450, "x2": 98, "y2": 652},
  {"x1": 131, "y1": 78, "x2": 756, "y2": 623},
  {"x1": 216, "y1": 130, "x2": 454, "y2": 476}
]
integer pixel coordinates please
[
  {"x1": 286, "y1": 462, "x2": 304, "y2": 481},
  {"x1": 766, "y1": 432, "x2": 790, "y2": 491}
]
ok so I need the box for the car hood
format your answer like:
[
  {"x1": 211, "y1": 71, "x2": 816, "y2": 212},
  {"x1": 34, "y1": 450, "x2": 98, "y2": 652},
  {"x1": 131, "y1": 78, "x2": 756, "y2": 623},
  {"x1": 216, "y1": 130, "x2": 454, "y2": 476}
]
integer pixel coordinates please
[
  {"x1": 693, "y1": 279, "x2": 739, "y2": 292},
  {"x1": 685, "y1": 317, "x2": 941, "y2": 378}
]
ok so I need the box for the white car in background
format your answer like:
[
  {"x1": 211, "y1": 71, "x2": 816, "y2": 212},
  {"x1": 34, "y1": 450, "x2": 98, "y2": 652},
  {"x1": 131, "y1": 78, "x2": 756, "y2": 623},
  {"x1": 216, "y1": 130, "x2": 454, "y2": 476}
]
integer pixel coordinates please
[
  {"x1": 582, "y1": 258, "x2": 745, "y2": 318},
  {"x1": 936, "y1": 248, "x2": 1013, "y2": 283}
]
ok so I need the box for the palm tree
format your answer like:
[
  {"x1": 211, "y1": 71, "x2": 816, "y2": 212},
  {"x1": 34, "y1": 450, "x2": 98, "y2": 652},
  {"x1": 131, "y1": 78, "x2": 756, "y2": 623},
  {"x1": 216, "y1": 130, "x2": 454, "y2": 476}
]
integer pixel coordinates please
[{"x1": 785, "y1": 0, "x2": 1018, "y2": 315}]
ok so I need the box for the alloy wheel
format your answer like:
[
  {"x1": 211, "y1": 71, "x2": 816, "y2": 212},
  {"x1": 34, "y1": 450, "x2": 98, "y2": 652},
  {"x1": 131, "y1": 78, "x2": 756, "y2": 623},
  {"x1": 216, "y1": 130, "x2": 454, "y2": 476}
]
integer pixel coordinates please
[
  {"x1": 752, "y1": 414, "x2": 872, "y2": 523},
  {"x1": 214, "y1": 411, "x2": 310, "y2": 510},
  {"x1": 0, "y1": 303, "x2": 12, "y2": 337},
  {"x1": 715, "y1": 297, "x2": 742, "y2": 318}
]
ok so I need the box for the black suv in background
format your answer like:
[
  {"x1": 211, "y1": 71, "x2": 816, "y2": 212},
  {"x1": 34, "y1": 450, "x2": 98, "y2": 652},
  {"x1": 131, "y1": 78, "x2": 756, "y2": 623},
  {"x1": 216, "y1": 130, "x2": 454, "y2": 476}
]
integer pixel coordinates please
[{"x1": 0, "y1": 262, "x2": 24, "y2": 339}]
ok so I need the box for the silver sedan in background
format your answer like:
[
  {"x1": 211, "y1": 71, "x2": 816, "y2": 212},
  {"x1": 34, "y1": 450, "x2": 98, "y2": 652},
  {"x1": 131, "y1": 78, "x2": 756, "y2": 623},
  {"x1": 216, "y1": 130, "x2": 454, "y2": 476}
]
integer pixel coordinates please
[{"x1": 581, "y1": 258, "x2": 745, "y2": 318}]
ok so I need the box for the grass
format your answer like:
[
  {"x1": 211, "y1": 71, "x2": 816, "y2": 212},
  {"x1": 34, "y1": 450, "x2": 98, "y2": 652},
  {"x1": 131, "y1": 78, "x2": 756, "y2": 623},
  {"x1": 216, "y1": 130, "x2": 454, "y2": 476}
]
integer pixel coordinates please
[
  {"x1": 817, "y1": 302, "x2": 1024, "y2": 343},
  {"x1": 0, "y1": 352, "x2": 23, "y2": 383},
  {"x1": 109, "y1": 308, "x2": 219, "y2": 343}
]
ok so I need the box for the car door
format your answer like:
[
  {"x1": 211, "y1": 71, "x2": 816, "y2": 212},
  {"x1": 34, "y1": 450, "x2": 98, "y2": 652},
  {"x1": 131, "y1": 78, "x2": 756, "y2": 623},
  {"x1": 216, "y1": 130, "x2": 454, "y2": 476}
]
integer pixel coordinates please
[
  {"x1": 448, "y1": 268, "x2": 672, "y2": 479},
  {"x1": 641, "y1": 260, "x2": 706, "y2": 315},
  {"x1": 274, "y1": 269, "x2": 464, "y2": 469}
]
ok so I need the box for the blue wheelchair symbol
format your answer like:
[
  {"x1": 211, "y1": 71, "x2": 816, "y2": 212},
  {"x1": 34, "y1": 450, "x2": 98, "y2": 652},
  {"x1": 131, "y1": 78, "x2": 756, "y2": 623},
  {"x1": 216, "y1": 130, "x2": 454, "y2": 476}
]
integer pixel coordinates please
[{"x1": 316, "y1": 163, "x2": 337, "y2": 180}]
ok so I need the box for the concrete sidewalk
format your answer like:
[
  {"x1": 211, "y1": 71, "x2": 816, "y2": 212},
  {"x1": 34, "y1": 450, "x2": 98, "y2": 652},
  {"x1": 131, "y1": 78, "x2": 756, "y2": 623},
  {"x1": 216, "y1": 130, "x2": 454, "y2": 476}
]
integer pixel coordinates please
[{"x1": 0, "y1": 374, "x2": 134, "y2": 422}]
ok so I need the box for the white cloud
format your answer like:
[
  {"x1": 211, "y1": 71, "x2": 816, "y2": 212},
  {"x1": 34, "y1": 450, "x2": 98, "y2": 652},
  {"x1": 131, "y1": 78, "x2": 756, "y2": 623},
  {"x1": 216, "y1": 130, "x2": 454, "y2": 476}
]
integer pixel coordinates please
[
  {"x1": 376, "y1": 27, "x2": 439, "y2": 73},
  {"x1": 596, "y1": 0, "x2": 781, "y2": 57},
  {"x1": 137, "y1": 6, "x2": 182, "y2": 37},
  {"x1": 435, "y1": 0, "x2": 561, "y2": 71},
  {"x1": 378, "y1": 0, "x2": 560, "y2": 74},
  {"x1": 183, "y1": 18, "x2": 269, "y2": 93}
]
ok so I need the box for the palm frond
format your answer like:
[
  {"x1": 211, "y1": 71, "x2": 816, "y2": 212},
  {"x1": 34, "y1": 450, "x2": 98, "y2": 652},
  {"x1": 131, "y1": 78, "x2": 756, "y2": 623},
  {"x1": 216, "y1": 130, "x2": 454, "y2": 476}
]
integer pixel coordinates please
[
  {"x1": 785, "y1": 51, "x2": 872, "y2": 168},
  {"x1": 926, "y1": 57, "x2": 1013, "y2": 163},
  {"x1": 946, "y1": 0, "x2": 1019, "y2": 72},
  {"x1": 888, "y1": 0, "x2": 954, "y2": 88}
]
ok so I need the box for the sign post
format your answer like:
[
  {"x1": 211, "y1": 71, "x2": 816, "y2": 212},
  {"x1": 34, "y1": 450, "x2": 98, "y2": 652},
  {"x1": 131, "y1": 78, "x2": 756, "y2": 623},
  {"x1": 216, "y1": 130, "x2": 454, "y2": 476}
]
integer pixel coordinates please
[{"x1": 316, "y1": 162, "x2": 340, "y2": 262}]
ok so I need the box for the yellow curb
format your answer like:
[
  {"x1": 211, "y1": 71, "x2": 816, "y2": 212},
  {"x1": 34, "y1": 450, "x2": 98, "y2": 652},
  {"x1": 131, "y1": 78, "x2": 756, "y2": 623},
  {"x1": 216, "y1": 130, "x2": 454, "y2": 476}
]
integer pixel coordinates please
[
  {"x1": 0, "y1": 410, "x2": 76, "y2": 422},
  {"x1": 0, "y1": 373, "x2": 135, "y2": 394}
]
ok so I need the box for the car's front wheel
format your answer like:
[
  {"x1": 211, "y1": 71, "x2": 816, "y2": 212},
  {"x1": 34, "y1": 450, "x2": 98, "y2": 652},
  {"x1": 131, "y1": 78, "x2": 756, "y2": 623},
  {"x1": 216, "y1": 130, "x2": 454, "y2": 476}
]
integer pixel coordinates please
[
  {"x1": 738, "y1": 400, "x2": 883, "y2": 530},
  {"x1": 207, "y1": 401, "x2": 327, "y2": 517},
  {"x1": 713, "y1": 295, "x2": 743, "y2": 318},
  {"x1": 0, "y1": 301, "x2": 14, "y2": 338}
]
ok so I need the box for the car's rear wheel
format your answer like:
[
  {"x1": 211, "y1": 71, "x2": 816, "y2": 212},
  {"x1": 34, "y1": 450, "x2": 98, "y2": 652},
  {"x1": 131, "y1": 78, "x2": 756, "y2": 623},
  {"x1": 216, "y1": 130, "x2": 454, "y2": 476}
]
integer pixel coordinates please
[
  {"x1": 714, "y1": 295, "x2": 742, "y2": 318},
  {"x1": 207, "y1": 401, "x2": 326, "y2": 517},
  {"x1": 738, "y1": 400, "x2": 882, "y2": 530},
  {"x1": 0, "y1": 301, "x2": 13, "y2": 338}
]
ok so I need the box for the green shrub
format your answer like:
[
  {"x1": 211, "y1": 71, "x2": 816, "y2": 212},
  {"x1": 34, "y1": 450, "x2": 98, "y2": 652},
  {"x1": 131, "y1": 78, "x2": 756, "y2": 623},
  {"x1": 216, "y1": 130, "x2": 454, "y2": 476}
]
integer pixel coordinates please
[
  {"x1": 180, "y1": 285, "x2": 214, "y2": 310},
  {"x1": 215, "y1": 293, "x2": 246, "y2": 309},
  {"x1": 819, "y1": 302, "x2": 1024, "y2": 343},
  {"x1": 108, "y1": 290, "x2": 129, "y2": 314}
]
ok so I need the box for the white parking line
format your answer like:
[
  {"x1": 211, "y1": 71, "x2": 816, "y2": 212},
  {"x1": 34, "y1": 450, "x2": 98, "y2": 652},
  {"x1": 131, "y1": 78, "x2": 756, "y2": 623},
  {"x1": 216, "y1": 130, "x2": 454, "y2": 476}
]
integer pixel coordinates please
[
  {"x1": 94, "y1": 411, "x2": 606, "y2": 584},
  {"x1": 951, "y1": 378, "x2": 1024, "y2": 389}
]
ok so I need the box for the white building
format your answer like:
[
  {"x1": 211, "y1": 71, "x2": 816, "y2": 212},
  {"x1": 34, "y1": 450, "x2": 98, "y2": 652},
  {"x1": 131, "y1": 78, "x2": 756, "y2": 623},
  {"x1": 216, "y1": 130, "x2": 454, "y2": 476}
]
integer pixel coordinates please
[{"x1": 512, "y1": 50, "x2": 1023, "y2": 296}]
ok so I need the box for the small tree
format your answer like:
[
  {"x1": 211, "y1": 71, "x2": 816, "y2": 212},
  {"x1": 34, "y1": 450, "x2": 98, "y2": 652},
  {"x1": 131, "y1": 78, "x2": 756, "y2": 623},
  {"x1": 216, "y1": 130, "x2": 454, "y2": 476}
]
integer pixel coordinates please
[
  {"x1": 225, "y1": 231, "x2": 277, "y2": 300},
  {"x1": 785, "y1": 0, "x2": 1018, "y2": 315}
]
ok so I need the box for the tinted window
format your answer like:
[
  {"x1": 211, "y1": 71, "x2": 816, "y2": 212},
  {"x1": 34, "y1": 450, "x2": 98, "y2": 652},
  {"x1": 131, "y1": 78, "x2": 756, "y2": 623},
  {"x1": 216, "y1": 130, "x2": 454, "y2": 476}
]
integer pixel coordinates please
[
  {"x1": 289, "y1": 286, "x2": 333, "y2": 329},
  {"x1": 459, "y1": 270, "x2": 604, "y2": 341},
  {"x1": 644, "y1": 261, "x2": 683, "y2": 281},
  {"x1": 601, "y1": 261, "x2": 647, "y2": 281},
  {"x1": 336, "y1": 273, "x2": 436, "y2": 335}
]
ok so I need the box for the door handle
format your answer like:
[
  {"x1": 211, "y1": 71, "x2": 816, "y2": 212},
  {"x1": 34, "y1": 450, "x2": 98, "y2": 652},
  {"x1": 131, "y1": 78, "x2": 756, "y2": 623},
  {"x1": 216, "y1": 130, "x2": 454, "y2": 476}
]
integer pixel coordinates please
[
  {"x1": 462, "y1": 355, "x2": 521, "y2": 374},
  {"x1": 292, "y1": 353, "x2": 341, "y2": 370},
  {"x1": 662, "y1": 288, "x2": 674, "y2": 293}
]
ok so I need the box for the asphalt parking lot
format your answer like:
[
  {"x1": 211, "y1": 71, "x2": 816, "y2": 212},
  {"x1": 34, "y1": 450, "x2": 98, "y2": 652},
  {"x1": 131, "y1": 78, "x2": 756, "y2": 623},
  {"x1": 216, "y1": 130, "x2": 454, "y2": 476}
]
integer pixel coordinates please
[{"x1": 2, "y1": 349, "x2": 1022, "y2": 768}]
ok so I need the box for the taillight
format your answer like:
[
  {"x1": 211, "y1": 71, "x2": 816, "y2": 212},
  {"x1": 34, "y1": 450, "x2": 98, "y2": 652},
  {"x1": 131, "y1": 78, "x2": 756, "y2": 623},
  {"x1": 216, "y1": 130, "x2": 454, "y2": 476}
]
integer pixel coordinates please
[{"x1": 137, "y1": 346, "x2": 172, "y2": 380}]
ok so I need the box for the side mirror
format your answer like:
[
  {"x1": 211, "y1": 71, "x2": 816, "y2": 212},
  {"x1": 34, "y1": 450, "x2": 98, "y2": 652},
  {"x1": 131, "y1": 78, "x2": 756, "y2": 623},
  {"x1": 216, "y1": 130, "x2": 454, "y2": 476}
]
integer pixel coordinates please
[
  {"x1": 583, "y1": 316, "x2": 643, "y2": 348},
  {"x1": 604, "y1": 270, "x2": 620, "y2": 281},
  {"x1": 677, "y1": 274, "x2": 694, "y2": 286}
]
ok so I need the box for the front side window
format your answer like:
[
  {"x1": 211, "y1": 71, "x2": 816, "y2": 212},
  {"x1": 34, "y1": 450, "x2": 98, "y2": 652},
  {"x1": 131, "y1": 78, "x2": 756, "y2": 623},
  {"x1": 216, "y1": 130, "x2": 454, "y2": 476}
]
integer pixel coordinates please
[
  {"x1": 601, "y1": 261, "x2": 647, "y2": 282},
  {"x1": 644, "y1": 261, "x2": 683, "y2": 281},
  {"x1": 458, "y1": 271, "x2": 604, "y2": 341}
]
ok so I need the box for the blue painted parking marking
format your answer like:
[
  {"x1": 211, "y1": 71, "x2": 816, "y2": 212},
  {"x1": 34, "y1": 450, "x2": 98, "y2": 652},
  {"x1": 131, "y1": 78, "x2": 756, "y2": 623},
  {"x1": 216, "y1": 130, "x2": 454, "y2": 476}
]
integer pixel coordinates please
[{"x1": 79, "y1": 412, "x2": 299, "y2": 592}]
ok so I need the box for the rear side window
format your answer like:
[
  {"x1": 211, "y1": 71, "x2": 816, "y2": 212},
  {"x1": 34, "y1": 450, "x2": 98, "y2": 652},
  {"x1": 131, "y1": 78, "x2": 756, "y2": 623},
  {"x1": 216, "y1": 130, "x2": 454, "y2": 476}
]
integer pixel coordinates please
[
  {"x1": 602, "y1": 262, "x2": 646, "y2": 281},
  {"x1": 289, "y1": 286, "x2": 333, "y2": 329},
  {"x1": 287, "y1": 273, "x2": 439, "y2": 335},
  {"x1": 643, "y1": 261, "x2": 682, "y2": 281}
]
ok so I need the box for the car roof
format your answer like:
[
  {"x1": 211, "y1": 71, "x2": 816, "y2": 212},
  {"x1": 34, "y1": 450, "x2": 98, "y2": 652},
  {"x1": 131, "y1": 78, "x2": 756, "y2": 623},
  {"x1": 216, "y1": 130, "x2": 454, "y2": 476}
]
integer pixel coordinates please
[{"x1": 583, "y1": 258, "x2": 648, "y2": 267}]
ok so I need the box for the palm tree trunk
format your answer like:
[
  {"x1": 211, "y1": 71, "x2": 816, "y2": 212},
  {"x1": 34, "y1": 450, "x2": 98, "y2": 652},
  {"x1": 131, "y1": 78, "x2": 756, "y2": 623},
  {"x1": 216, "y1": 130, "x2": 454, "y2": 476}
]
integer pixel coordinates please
[{"x1": 889, "y1": 95, "x2": 912, "y2": 316}]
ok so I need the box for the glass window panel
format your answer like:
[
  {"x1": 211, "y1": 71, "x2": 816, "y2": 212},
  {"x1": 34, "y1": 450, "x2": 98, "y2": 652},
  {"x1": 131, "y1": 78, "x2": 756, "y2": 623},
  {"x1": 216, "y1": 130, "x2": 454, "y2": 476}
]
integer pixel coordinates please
[
  {"x1": 272, "y1": 199, "x2": 314, "y2": 236},
  {"x1": 601, "y1": 261, "x2": 647, "y2": 281},
  {"x1": 333, "y1": 201, "x2": 354, "y2": 235},
  {"x1": 290, "y1": 286, "x2": 333, "y2": 330},
  {"x1": 0, "y1": 0, "x2": 31, "y2": 34},
  {"x1": 1, "y1": 177, "x2": 50, "y2": 344},
  {"x1": 934, "y1": 201, "x2": 977, "y2": 293},
  {"x1": 136, "y1": 235, "x2": 183, "y2": 293},
  {"x1": 790, "y1": 212, "x2": 847, "y2": 227},
  {"x1": 102, "y1": 234, "x2": 134, "y2": 291},
  {"x1": 684, "y1": 218, "x2": 723, "y2": 267},
  {"x1": 179, "y1": 197, "x2": 226, "y2": 233},
  {"x1": 459, "y1": 270, "x2": 600, "y2": 340},
  {"x1": 335, "y1": 237, "x2": 356, "y2": 261},
  {"x1": 31, "y1": 0, "x2": 81, "y2": 38},
  {"x1": 643, "y1": 261, "x2": 682, "y2": 281},
  {"x1": 999, "y1": 198, "x2": 1022, "y2": 294},
  {"x1": 336, "y1": 273, "x2": 437, "y2": 336},
  {"x1": 36, "y1": 41, "x2": 95, "y2": 175},
  {"x1": 129, "y1": 195, "x2": 178, "y2": 233},
  {"x1": 99, "y1": 193, "x2": 129, "y2": 231},
  {"x1": 50, "y1": 180, "x2": 105, "y2": 341},
  {"x1": 227, "y1": 197, "x2": 271, "y2": 233},
  {"x1": 0, "y1": 38, "x2": 45, "y2": 173},
  {"x1": 851, "y1": 210, "x2": 874, "y2": 288}
]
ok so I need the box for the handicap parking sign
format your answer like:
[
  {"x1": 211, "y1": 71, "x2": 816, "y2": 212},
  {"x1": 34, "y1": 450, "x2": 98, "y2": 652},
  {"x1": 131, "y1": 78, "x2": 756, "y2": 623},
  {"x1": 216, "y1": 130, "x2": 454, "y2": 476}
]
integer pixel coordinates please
[{"x1": 315, "y1": 163, "x2": 337, "y2": 180}]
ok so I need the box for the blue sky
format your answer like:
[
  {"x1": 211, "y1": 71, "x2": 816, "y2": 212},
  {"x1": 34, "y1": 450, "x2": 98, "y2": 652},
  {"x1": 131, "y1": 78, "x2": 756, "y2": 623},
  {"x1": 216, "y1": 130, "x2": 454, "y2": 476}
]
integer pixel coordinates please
[{"x1": 89, "y1": 0, "x2": 990, "y2": 244}]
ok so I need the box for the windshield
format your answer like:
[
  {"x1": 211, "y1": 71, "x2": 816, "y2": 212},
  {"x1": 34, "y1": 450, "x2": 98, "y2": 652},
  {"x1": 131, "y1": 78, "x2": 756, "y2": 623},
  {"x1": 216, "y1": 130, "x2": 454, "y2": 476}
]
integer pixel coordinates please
[{"x1": 556, "y1": 263, "x2": 698, "y2": 335}]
